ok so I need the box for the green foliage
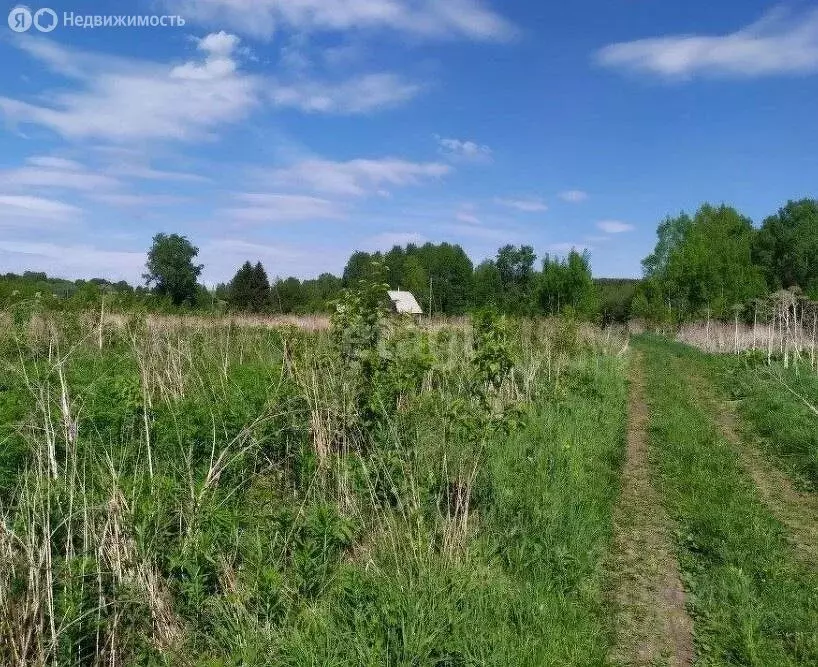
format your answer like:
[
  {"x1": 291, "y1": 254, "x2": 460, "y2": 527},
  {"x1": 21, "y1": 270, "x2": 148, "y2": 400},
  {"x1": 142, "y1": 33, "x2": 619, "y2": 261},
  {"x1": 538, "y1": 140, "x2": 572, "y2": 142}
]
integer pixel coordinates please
[
  {"x1": 753, "y1": 198, "x2": 818, "y2": 297},
  {"x1": 331, "y1": 262, "x2": 391, "y2": 382},
  {"x1": 631, "y1": 278, "x2": 673, "y2": 327},
  {"x1": 228, "y1": 261, "x2": 271, "y2": 313},
  {"x1": 595, "y1": 278, "x2": 640, "y2": 324},
  {"x1": 0, "y1": 297, "x2": 640, "y2": 665},
  {"x1": 470, "y1": 309, "x2": 514, "y2": 395},
  {"x1": 342, "y1": 242, "x2": 473, "y2": 316},
  {"x1": 641, "y1": 212, "x2": 693, "y2": 279},
  {"x1": 143, "y1": 233, "x2": 204, "y2": 306},
  {"x1": 473, "y1": 260, "x2": 503, "y2": 308},
  {"x1": 494, "y1": 244, "x2": 537, "y2": 314},
  {"x1": 8, "y1": 196, "x2": 818, "y2": 324},
  {"x1": 692, "y1": 349, "x2": 818, "y2": 489},
  {"x1": 640, "y1": 204, "x2": 766, "y2": 320},
  {"x1": 538, "y1": 250, "x2": 599, "y2": 319}
]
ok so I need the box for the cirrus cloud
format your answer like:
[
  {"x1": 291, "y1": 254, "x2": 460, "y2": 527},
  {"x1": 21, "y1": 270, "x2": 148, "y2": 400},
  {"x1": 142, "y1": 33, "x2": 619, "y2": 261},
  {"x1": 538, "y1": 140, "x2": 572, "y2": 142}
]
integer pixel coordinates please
[
  {"x1": 271, "y1": 73, "x2": 423, "y2": 114},
  {"x1": 0, "y1": 195, "x2": 82, "y2": 225},
  {"x1": 220, "y1": 193, "x2": 347, "y2": 223},
  {"x1": 163, "y1": 0, "x2": 516, "y2": 42},
  {"x1": 269, "y1": 157, "x2": 452, "y2": 196},
  {"x1": 597, "y1": 220, "x2": 634, "y2": 234},
  {"x1": 597, "y1": 8, "x2": 818, "y2": 79},
  {"x1": 494, "y1": 197, "x2": 547, "y2": 212},
  {"x1": 559, "y1": 189, "x2": 588, "y2": 203}
]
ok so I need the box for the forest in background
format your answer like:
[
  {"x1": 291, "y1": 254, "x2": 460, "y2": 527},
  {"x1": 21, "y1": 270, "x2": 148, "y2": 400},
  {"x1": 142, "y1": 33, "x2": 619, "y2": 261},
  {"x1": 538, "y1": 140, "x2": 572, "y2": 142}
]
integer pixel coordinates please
[{"x1": 1, "y1": 197, "x2": 815, "y2": 324}]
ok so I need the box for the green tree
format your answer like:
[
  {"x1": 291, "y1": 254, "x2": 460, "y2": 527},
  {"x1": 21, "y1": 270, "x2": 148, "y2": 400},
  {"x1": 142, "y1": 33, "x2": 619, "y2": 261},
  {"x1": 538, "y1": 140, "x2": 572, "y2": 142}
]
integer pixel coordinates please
[
  {"x1": 753, "y1": 199, "x2": 818, "y2": 297},
  {"x1": 249, "y1": 262, "x2": 271, "y2": 312},
  {"x1": 143, "y1": 233, "x2": 203, "y2": 306},
  {"x1": 383, "y1": 245, "x2": 406, "y2": 289},
  {"x1": 420, "y1": 242, "x2": 474, "y2": 315},
  {"x1": 473, "y1": 260, "x2": 503, "y2": 308},
  {"x1": 343, "y1": 251, "x2": 380, "y2": 286},
  {"x1": 631, "y1": 278, "x2": 672, "y2": 327},
  {"x1": 564, "y1": 250, "x2": 599, "y2": 318},
  {"x1": 301, "y1": 273, "x2": 343, "y2": 311},
  {"x1": 272, "y1": 277, "x2": 305, "y2": 313},
  {"x1": 400, "y1": 255, "x2": 428, "y2": 307},
  {"x1": 641, "y1": 204, "x2": 765, "y2": 319},
  {"x1": 642, "y1": 213, "x2": 693, "y2": 279},
  {"x1": 596, "y1": 278, "x2": 640, "y2": 324},
  {"x1": 537, "y1": 250, "x2": 598, "y2": 319},
  {"x1": 228, "y1": 261, "x2": 252, "y2": 311},
  {"x1": 228, "y1": 261, "x2": 271, "y2": 313},
  {"x1": 495, "y1": 245, "x2": 537, "y2": 314}
]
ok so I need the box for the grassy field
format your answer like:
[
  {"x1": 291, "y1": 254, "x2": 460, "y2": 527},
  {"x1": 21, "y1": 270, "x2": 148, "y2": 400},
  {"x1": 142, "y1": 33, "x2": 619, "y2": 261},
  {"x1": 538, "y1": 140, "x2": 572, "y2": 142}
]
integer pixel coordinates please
[
  {"x1": 0, "y1": 305, "x2": 628, "y2": 666},
  {"x1": 701, "y1": 353, "x2": 818, "y2": 490},
  {"x1": 3, "y1": 302, "x2": 818, "y2": 666},
  {"x1": 636, "y1": 335, "x2": 818, "y2": 665}
]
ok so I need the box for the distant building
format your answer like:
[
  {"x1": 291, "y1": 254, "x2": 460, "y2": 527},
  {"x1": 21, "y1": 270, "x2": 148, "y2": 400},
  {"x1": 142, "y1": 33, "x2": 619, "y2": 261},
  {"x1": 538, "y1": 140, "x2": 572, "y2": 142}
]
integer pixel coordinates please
[{"x1": 387, "y1": 290, "x2": 423, "y2": 315}]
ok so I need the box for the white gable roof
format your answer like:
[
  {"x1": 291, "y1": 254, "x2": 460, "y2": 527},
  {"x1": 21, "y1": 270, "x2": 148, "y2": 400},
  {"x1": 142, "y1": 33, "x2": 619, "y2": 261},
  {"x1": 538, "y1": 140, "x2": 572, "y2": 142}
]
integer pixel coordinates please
[{"x1": 387, "y1": 290, "x2": 423, "y2": 315}]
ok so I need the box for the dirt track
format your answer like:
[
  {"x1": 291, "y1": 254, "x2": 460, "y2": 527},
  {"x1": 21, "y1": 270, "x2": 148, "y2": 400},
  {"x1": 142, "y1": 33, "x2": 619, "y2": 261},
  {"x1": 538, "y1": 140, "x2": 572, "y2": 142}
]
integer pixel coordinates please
[{"x1": 608, "y1": 352, "x2": 694, "y2": 667}]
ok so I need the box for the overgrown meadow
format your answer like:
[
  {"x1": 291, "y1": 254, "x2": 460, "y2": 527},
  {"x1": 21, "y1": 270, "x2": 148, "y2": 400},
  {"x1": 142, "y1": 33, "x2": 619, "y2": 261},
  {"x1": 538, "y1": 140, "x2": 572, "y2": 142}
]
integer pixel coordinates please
[{"x1": 0, "y1": 279, "x2": 628, "y2": 666}]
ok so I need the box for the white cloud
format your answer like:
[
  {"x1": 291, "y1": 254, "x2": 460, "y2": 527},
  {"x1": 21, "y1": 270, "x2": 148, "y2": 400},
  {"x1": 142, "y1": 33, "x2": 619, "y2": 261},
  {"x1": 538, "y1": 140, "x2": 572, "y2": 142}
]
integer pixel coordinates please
[
  {"x1": 0, "y1": 195, "x2": 81, "y2": 224},
  {"x1": 446, "y1": 224, "x2": 520, "y2": 243},
  {"x1": 437, "y1": 137, "x2": 493, "y2": 163},
  {"x1": 0, "y1": 241, "x2": 144, "y2": 281},
  {"x1": 163, "y1": 0, "x2": 515, "y2": 41},
  {"x1": 89, "y1": 146, "x2": 213, "y2": 182},
  {"x1": 456, "y1": 210, "x2": 481, "y2": 225},
  {"x1": 597, "y1": 220, "x2": 634, "y2": 234},
  {"x1": 271, "y1": 73, "x2": 422, "y2": 114},
  {"x1": 25, "y1": 156, "x2": 84, "y2": 171},
  {"x1": 89, "y1": 193, "x2": 192, "y2": 207},
  {"x1": 0, "y1": 35, "x2": 423, "y2": 145},
  {"x1": 2, "y1": 156, "x2": 120, "y2": 192},
  {"x1": 110, "y1": 164, "x2": 211, "y2": 183},
  {"x1": 197, "y1": 31, "x2": 242, "y2": 58},
  {"x1": 0, "y1": 34, "x2": 259, "y2": 143},
  {"x1": 198, "y1": 237, "x2": 342, "y2": 283},
  {"x1": 365, "y1": 232, "x2": 427, "y2": 250},
  {"x1": 559, "y1": 189, "x2": 588, "y2": 203},
  {"x1": 270, "y1": 158, "x2": 451, "y2": 196},
  {"x1": 597, "y1": 8, "x2": 818, "y2": 79},
  {"x1": 204, "y1": 238, "x2": 306, "y2": 258},
  {"x1": 221, "y1": 193, "x2": 346, "y2": 222},
  {"x1": 495, "y1": 197, "x2": 547, "y2": 212}
]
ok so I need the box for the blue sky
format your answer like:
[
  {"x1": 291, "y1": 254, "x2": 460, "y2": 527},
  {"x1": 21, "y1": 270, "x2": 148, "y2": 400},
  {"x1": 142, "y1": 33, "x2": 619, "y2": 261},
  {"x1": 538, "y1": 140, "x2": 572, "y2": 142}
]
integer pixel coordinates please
[{"x1": 1, "y1": 0, "x2": 817, "y2": 284}]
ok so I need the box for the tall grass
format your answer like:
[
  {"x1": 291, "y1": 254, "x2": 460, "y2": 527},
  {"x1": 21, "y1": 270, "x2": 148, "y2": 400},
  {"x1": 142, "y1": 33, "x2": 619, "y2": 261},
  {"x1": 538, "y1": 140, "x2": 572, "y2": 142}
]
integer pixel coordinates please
[
  {"x1": 0, "y1": 309, "x2": 627, "y2": 665},
  {"x1": 637, "y1": 334, "x2": 818, "y2": 664},
  {"x1": 667, "y1": 341, "x2": 818, "y2": 490}
]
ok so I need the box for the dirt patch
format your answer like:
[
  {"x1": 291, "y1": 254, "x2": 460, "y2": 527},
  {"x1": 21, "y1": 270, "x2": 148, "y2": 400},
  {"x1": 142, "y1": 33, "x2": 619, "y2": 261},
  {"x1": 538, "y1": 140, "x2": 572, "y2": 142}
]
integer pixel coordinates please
[
  {"x1": 607, "y1": 352, "x2": 694, "y2": 667},
  {"x1": 684, "y1": 369, "x2": 818, "y2": 567}
]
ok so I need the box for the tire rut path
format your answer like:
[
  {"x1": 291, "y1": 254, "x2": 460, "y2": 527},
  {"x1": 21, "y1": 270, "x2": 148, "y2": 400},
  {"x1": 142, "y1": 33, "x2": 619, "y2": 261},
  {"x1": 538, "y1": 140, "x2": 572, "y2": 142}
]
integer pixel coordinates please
[
  {"x1": 683, "y1": 365, "x2": 818, "y2": 568},
  {"x1": 607, "y1": 352, "x2": 694, "y2": 667}
]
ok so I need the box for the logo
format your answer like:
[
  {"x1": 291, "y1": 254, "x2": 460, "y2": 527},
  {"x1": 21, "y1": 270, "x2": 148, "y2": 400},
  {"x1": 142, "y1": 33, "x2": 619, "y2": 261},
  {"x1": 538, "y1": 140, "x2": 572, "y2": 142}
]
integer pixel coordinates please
[
  {"x1": 7, "y1": 5, "x2": 32, "y2": 31},
  {"x1": 33, "y1": 7, "x2": 57, "y2": 31},
  {"x1": 7, "y1": 5, "x2": 58, "y2": 32}
]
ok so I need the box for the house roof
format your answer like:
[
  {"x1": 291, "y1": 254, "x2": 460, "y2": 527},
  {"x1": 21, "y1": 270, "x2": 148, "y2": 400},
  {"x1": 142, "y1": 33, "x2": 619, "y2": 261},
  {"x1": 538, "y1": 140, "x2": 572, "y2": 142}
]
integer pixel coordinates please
[{"x1": 387, "y1": 290, "x2": 423, "y2": 315}]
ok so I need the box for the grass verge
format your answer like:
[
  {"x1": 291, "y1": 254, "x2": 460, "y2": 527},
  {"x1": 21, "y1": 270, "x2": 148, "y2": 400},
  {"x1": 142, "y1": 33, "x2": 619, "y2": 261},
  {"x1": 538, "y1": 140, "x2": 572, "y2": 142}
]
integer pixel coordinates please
[{"x1": 637, "y1": 334, "x2": 818, "y2": 665}]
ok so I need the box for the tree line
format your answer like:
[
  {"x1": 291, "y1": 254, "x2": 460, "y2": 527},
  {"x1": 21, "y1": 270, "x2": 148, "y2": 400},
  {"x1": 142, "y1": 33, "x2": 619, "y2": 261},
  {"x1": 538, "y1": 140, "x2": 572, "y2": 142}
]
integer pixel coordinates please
[
  {"x1": 3, "y1": 197, "x2": 812, "y2": 323},
  {"x1": 218, "y1": 241, "x2": 601, "y2": 319},
  {"x1": 635, "y1": 198, "x2": 818, "y2": 324},
  {"x1": 0, "y1": 233, "x2": 604, "y2": 319}
]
